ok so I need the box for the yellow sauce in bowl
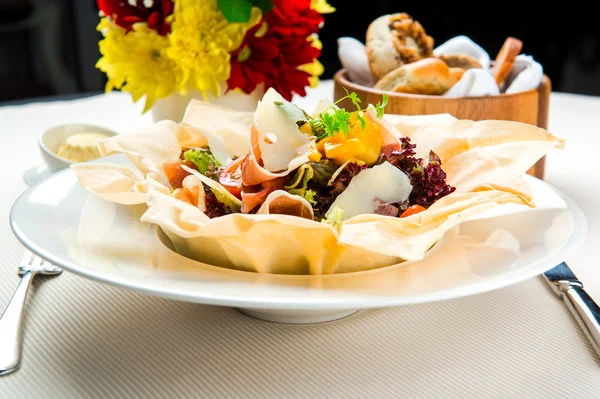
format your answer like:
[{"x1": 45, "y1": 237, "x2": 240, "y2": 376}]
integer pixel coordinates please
[{"x1": 56, "y1": 132, "x2": 109, "y2": 162}]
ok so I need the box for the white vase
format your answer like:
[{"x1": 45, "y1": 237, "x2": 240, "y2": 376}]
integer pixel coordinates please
[{"x1": 150, "y1": 85, "x2": 264, "y2": 122}]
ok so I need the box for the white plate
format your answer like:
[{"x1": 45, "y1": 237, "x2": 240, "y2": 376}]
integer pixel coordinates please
[
  {"x1": 22, "y1": 163, "x2": 54, "y2": 186},
  {"x1": 10, "y1": 163, "x2": 586, "y2": 324}
]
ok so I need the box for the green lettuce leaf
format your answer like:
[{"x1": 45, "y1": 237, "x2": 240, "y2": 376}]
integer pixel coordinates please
[
  {"x1": 321, "y1": 206, "x2": 344, "y2": 230},
  {"x1": 285, "y1": 164, "x2": 313, "y2": 190},
  {"x1": 310, "y1": 160, "x2": 336, "y2": 186},
  {"x1": 183, "y1": 148, "x2": 221, "y2": 178},
  {"x1": 210, "y1": 187, "x2": 241, "y2": 213},
  {"x1": 285, "y1": 164, "x2": 318, "y2": 205},
  {"x1": 303, "y1": 189, "x2": 317, "y2": 206}
]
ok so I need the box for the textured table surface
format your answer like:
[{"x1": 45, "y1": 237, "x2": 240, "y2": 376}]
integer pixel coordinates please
[{"x1": 0, "y1": 82, "x2": 599, "y2": 398}]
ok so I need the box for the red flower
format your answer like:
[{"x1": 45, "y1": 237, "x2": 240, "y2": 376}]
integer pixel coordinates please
[
  {"x1": 227, "y1": 0, "x2": 323, "y2": 101},
  {"x1": 277, "y1": 35, "x2": 321, "y2": 70},
  {"x1": 97, "y1": 0, "x2": 174, "y2": 36},
  {"x1": 266, "y1": 35, "x2": 321, "y2": 99},
  {"x1": 228, "y1": 22, "x2": 280, "y2": 95},
  {"x1": 228, "y1": 26, "x2": 321, "y2": 100},
  {"x1": 265, "y1": 65, "x2": 313, "y2": 100},
  {"x1": 266, "y1": 0, "x2": 323, "y2": 37}
]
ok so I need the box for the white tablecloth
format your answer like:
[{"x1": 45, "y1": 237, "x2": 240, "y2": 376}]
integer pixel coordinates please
[{"x1": 0, "y1": 82, "x2": 599, "y2": 398}]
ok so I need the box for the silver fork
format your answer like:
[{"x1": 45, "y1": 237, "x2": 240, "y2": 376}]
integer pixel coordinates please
[{"x1": 0, "y1": 250, "x2": 62, "y2": 376}]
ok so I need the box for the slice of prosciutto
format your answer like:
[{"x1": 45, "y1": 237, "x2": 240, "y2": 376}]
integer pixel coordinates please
[
  {"x1": 256, "y1": 190, "x2": 314, "y2": 220},
  {"x1": 163, "y1": 160, "x2": 196, "y2": 189},
  {"x1": 364, "y1": 109, "x2": 403, "y2": 157},
  {"x1": 373, "y1": 197, "x2": 400, "y2": 217},
  {"x1": 241, "y1": 176, "x2": 287, "y2": 214}
]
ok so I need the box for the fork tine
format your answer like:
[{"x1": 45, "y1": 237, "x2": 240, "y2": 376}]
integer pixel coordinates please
[{"x1": 20, "y1": 251, "x2": 33, "y2": 266}]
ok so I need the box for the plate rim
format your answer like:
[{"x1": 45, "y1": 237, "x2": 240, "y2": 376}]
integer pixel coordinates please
[{"x1": 9, "y1": 169, "x2": 588, "y2": 311}]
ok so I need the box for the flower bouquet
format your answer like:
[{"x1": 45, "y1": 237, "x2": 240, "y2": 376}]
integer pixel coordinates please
[{"x1": 96, "y1": 0, "x2": 334, "y2": 118}]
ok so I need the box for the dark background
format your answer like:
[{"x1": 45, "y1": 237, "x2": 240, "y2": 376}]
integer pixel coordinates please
[{"x1": 1, "y1": 0, "x2": 600, "y2": 103}]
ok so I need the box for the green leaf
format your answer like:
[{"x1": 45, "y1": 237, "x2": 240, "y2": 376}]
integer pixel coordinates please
[
  {"x1": 317, "y1": 90, "x2": 381, "y2": 141},
  {"x1": 310, "y1": 160, "x2": 337, "y2": 186},
  {"x1": 303, "y1": 189, "x2": 317, "y2": 206},
  {"x1": 217, "y1": 0, "x2": 253, "y2": 22},
  {"x1": 250, "y1": 0, "x2": 273, "y2": 12},
  {"x1": 286, "y1": 164, "x2": 319, "y2": 206},
  {"x1": 210, "y1": 188, "x2": 241, "y2": 213},
  {"x1": 375, "y1": 94, "x2": 388, "y2": 119},
  {"x1": 347, "y1": 92, "x2": 361, "y2": 110},
  {"x1": 333, "y1": 108, "x2": 351, "y2": 136},
  {"x1": 183, "y1": 148, "x2": 221, "y2": 177},
  {"x1": 309, "y1": 119, "x2": 326, "y2": 139},
  {"x1": 341, "y1": 88, "x2": 361, "y2": 111},
  {"x1": 356, "y1": 112, "x2": 366, "y2": 130},
  {"x1": 321, "y1": 205, "x2": 344, "y2": 230},
  {"x1": 321, "y1": 112, "x2": 336, "y2": 137},
  {"x1": 285, "y1": 164, "x2": 314, "y2": 193},
  {"x1": 275, "y1": 101, "x2": 309, "y2": 125}
]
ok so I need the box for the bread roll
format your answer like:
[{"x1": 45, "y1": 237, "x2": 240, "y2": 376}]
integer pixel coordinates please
[
  {"x1": 449, "y1": 67, "x2": 466, "y2": 85},
  {"x1": 438, "y1": 54, "x2": 482, "y2": 70},
  {"x1": 374, "y1": 58, "x2": 458, "y2": 95},
  {"x1": 366, "y1": 13, "x2": 434, "y2": 80},
  {"x1": 492, "y1": 37, "x2": 522, "y2": 87}
]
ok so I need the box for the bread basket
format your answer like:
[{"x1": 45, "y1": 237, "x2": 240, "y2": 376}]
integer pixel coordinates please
[{"x1": 333, "y1": 69, "x2": 551, "y2": 179}]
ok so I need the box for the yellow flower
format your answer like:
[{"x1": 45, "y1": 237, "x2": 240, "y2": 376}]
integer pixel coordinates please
[
  {"x1": 298, "y1": 35, "x2": 324, "y2": 88},
  {"x1": 311, "y1": 0, "x2": 336, "y2": 13},
  {"x1": 96, "y1": 19, "x2": 182, "y2": 113},
  {"x1": 166, "y1": 0, "x2": 261, "y2": 98}
]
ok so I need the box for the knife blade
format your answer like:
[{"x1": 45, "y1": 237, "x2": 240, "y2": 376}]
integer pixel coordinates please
[{"x1": 543, "y1": 262, "x2": 600, "y2": 359}]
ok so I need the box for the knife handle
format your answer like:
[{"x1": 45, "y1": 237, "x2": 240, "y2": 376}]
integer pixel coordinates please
[{"x1": 563, "y1": 286, "x2": 600, "y2": 358}]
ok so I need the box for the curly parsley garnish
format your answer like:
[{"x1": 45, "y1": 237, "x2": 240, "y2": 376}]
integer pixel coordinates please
[
  {"x1": 274, "y1": 90, "x2": 388, "y2": 141},
  {"x1": 311, "y1": 90, "x2": 388, "y2": 139},
  {"x1": 375, "y1": 93, "x2": 388, "y2": 119}
]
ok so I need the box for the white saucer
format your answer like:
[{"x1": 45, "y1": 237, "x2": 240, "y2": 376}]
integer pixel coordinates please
[
  {"x1": 9, "y1": 163, "x2": 587, "y2": 323},
  {"x1": 22, "y1": 163, "x2": 54, "y2": 186}
]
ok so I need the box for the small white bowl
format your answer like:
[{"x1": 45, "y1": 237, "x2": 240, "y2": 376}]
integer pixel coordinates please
[
  {"x1": 24, "y1": 124, "x2": 119, "y2": 186},
  {"x1": 39, "y1": 123, "x2": 119, "y2": 173}
]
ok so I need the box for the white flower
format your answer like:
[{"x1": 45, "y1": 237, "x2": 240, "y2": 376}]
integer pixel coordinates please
[
  {"x1": 143, "y1": 0, "x2": 154, "y2": 7},
  {"x1": 127, "y1": 0, "x2": 137, "y2": 6}
]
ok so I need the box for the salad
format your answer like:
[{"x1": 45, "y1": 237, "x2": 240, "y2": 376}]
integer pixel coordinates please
[
  {"x1": 73, "y1": 88, "x2": 562, "y2": 274},
  {"x1": 163, "y1": 88, "x2": 455, "y2": 224}
]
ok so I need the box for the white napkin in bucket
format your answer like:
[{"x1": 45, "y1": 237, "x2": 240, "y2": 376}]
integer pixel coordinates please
[
  {"x1": 433, "y1": 35, "x2": 491, "y2": 72},
  {"x1": 443, "y1": 69, "x2": 500, "y2": 97},
  {"x1": 504, "y1": 55, "x2": 544, "y2": 94},
  {"x1": 433, "y1": 35, "x2": 500, "y2": 98},
  {"x1": 337, "y1": 37, "x2": 376, "y2": 87},
  {"x1": 435, "y1": 36, "x2": 543, "y2": 97},
  {"x1": 337, "y1": 35, "x2": 544, "y2": 97}
]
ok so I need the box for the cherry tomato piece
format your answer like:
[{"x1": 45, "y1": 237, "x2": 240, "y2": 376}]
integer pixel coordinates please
[
  {"x1": 219, "y1": 156, "x2": 245, "y2": 199},
  {"x1": 400, "y1": 204, "x2": 426, "y2": 218}
]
